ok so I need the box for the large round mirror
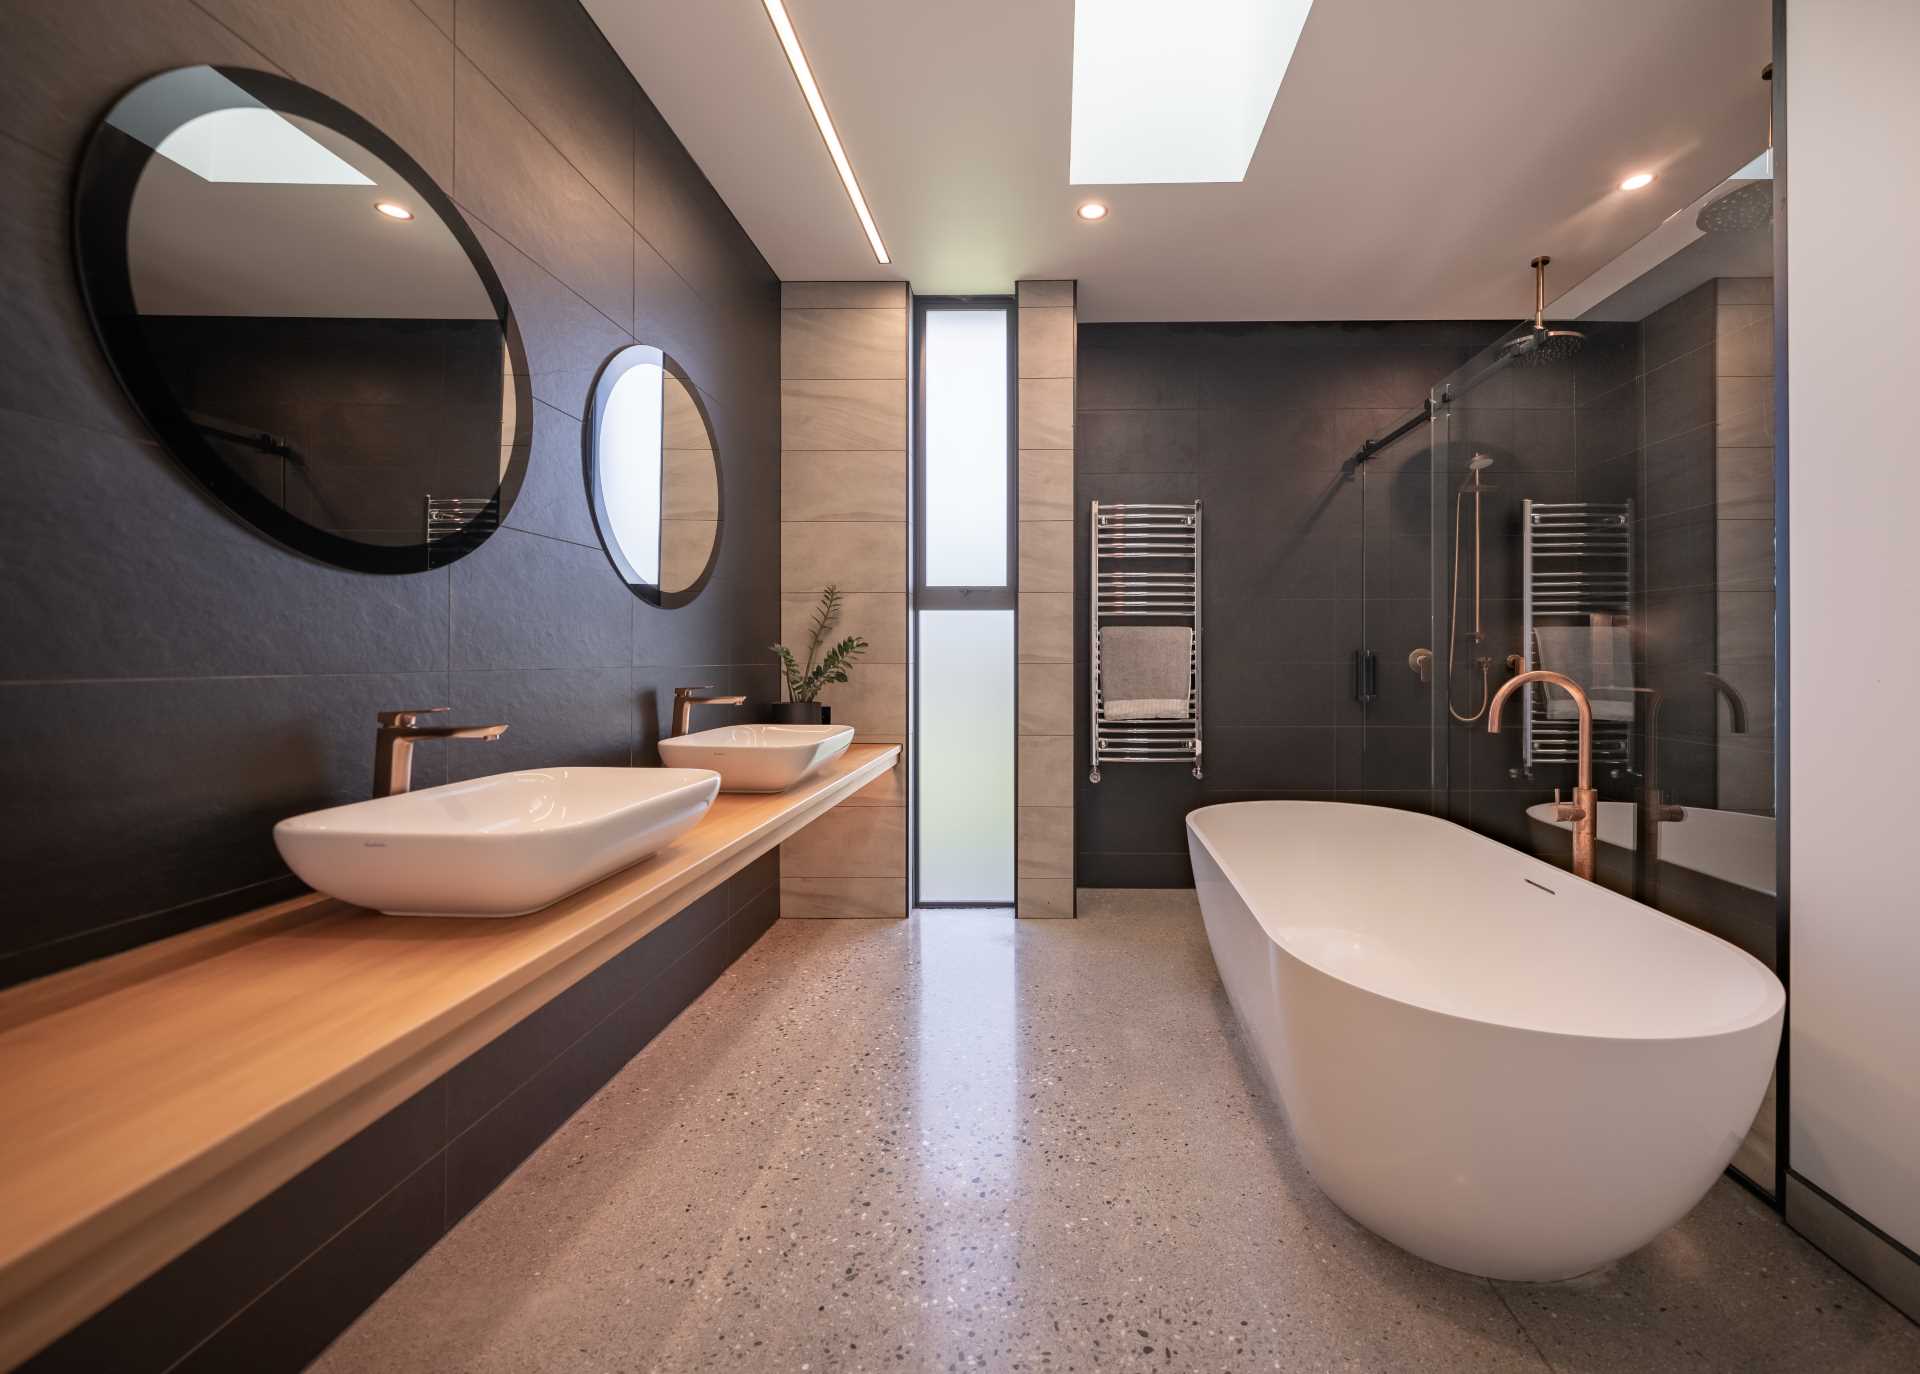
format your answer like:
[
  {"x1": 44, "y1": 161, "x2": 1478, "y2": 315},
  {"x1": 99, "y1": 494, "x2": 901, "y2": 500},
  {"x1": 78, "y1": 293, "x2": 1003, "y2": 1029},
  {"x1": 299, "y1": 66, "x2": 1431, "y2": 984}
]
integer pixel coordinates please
[
  {"x1": 73, "y1": 66, "x2": 529, "y2": 572},
  {"x1": 587, "y1": 345, "x2": 721, "y2": 608}
]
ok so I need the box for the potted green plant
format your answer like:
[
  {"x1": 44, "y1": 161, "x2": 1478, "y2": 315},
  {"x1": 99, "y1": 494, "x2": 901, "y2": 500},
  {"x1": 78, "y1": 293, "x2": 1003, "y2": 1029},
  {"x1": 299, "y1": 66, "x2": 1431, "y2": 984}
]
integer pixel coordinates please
[{"x1": 770, "y1": 584, "x2": 869, "y2": 725}]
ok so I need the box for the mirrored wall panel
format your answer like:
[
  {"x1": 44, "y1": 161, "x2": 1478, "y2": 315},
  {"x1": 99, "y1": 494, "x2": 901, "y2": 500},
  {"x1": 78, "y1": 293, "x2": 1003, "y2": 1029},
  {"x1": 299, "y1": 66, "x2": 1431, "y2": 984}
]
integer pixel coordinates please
[
  {"x1": 72, "y1": 66, "x2": 531, "y2": 572},
  {"x1": 1425, "y1": 146, "x2": 1780, "y2": 1193},
  {"x1": 587, "y1": 345, "x2": 721, "y2": 608}
]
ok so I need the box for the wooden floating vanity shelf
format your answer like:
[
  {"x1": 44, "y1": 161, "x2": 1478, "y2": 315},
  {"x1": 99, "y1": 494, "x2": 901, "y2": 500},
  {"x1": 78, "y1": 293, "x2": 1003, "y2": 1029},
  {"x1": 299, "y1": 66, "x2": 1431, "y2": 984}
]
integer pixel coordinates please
[{"x1": 0, "y1": 743, "x2": 900, "y2": 1369}]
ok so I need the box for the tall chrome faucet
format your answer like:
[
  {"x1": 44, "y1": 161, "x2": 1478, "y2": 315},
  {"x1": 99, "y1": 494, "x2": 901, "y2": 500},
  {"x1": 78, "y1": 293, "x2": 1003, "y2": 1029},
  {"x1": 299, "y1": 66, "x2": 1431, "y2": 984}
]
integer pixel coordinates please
[
  {"x1": 671, "y1": 686, "x2": 747, "y2": 738},
  {"x1": 373, "y1": 708, "x2": 508, "y2": 797},
  {"x1": 1488, "y1": 670, "x2": 1598, "y2": 882}
]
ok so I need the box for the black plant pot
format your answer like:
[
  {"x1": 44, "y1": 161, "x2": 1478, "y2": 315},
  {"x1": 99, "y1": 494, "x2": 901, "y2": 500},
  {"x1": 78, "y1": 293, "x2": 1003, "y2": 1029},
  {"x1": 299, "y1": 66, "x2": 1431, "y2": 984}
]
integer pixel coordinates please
[{"x1": 770, "y1": 701, "x2": 830, "y2": 725}]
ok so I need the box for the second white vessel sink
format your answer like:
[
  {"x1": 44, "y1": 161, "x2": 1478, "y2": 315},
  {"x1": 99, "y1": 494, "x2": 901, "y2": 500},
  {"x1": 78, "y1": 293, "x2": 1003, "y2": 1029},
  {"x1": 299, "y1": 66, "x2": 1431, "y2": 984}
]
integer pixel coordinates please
[
  {"x1": 274, "y1": 767, "x2": 721, "y2": 917},
  {"x1": 658, "y1": 724, "x2": 854, "y2": 793}
]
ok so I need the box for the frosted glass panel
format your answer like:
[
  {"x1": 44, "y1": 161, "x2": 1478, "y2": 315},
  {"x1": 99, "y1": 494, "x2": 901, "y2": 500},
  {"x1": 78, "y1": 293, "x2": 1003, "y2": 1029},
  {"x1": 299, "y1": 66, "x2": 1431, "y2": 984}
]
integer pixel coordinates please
[
  {"x1": 923, "y1": 309, "x2": 1009, "y2": 586},
  {"x1": 918, "y1": 609, "x2": 1015, "y2": 901}
]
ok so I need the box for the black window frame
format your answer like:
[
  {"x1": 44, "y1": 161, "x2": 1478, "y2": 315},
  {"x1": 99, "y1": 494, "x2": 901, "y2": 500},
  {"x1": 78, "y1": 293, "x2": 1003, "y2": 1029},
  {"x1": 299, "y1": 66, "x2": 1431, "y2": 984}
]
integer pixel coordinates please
[{"x1": 910, "y1": 295, "x2": 1018, "y2": 908}]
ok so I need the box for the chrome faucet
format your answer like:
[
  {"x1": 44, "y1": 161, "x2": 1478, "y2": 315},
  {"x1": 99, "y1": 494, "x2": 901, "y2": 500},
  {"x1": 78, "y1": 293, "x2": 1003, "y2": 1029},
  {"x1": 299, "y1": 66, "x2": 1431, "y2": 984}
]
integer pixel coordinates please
[
  {"x1": 670, "y1": 686, "x2": 747, "y2": 738},
  {"x1": 1488, "y1": 670, "x2": 1598, "y2": 882},
  {"x1": 373, "y1": 708, "x2": 507, "y2": 797}
]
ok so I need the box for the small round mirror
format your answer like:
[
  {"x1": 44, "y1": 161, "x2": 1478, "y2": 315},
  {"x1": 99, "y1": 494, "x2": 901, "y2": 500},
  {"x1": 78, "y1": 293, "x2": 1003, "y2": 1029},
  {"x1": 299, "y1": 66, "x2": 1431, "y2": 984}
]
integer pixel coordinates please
[
  {"x1": 587, "y1": 345, "x2": 721, "y2": 608},
  {"x1": 73, "y1": 66, "x2": 530, "y2": 572}
]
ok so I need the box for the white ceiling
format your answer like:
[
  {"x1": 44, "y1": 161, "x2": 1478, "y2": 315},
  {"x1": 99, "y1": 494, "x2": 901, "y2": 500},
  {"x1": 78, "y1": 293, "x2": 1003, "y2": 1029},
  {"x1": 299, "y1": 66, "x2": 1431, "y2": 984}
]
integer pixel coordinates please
[{"x1": 585, "y1": 0, "x2": 1771, "y2": 323}]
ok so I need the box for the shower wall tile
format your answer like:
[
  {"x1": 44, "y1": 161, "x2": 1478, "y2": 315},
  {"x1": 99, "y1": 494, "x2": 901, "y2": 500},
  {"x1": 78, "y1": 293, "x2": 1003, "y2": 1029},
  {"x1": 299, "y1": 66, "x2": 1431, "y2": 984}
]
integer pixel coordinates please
[
  {"x1": 1717, "y1": 446, "x2": 1776, "y2": 518},
  {"x1": 1077, "y1": 408, "x2": 1200, "y2": 474},
  {"x1": 1644, "y1": 426, "x2": 1717, "y2": 517},
  {"x1": 1643, "y1": 345, "x2": 1716, "y2": 446},
  {"x1": 1642, "y1": 281, "x2": 1717, "y2": 372},
  {"x1": 1711, "y1": 282, "x2": 1776, "y2": 814},
  {"x1": 1073, "y1": 320, "x2": 1505, "y2": 886},
  {"x1": 1716, "y1": 305, "x2": 1775, "y2": 377},
  {"x1": 1716, "y1": 375, "x2": 1775, "y2": 448}
]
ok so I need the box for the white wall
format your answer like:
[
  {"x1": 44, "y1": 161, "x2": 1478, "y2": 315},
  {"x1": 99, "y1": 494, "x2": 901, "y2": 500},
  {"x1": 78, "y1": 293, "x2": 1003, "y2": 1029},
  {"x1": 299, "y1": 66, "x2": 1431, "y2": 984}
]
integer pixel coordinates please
[{"x1": 1787, "y1": 0, "x2": 1920, "y2": 1253}]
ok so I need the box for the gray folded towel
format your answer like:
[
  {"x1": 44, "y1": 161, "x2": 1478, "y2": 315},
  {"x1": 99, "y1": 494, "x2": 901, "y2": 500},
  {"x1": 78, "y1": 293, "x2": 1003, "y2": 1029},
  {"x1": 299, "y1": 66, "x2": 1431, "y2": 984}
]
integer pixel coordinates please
[
  {"x1": 1533, "y1": 623, "x2": 1636, "y2": 722},
  {"x1": 1106, "y1": 697, "x2": 1189, "y2": 721},
  {"x1": 1101, "y1": 626, "x2": 1193, "y2": 720}
]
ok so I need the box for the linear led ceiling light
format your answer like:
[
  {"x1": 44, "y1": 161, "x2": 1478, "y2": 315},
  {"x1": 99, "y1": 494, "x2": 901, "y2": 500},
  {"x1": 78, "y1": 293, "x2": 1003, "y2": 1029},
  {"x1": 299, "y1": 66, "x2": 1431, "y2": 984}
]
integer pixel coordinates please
[
  {"x1": 762, "y1": 0, "x2": 890, "y2": 264},
  {"x1": 1071, "y1": 0, "x2": 1315, "y2": 184}
]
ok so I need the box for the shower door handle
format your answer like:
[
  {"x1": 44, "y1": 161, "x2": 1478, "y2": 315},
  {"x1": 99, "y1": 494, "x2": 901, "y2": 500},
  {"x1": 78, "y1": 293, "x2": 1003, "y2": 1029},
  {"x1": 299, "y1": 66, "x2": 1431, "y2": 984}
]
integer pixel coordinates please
[{"x1": 1353, "y1": 649, "x2": 1378, "y2": 705}]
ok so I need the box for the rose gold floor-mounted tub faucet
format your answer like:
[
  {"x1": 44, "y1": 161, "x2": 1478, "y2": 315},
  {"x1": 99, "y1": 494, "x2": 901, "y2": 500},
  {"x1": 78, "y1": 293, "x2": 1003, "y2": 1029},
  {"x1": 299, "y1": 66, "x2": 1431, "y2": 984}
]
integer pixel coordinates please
[{"x1": 1488, "y1": 670, "x2": 1598, "y2": 882}]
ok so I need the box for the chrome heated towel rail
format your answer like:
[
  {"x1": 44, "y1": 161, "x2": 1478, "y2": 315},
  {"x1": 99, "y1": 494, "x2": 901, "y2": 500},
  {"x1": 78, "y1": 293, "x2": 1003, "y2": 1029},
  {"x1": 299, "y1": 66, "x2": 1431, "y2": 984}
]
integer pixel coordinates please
[
  {"x1": 1089, "y1": 500, "x2": 1202, "y2": 781},
  {"x1": 1520, "y1": 498, "x2": 1634, "y2": 769}
]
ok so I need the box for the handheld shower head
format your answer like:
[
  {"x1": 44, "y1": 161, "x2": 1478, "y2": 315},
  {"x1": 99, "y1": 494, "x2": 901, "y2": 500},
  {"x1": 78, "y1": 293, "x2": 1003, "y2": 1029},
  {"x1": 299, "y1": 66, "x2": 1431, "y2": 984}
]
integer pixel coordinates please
[{"x1": 1461, "y1": 452, "x2": 1496, "y2": 493}]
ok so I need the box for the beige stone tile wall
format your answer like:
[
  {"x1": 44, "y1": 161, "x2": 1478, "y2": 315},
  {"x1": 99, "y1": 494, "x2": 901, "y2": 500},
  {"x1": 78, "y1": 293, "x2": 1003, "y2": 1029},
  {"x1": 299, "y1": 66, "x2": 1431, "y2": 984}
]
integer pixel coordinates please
[
  {"x1": 1016, "y1": 280, "x2": 1077, "y2": 917},
  {"x1": 780, "y1": 282, "x2": 909, "y2": 917}
]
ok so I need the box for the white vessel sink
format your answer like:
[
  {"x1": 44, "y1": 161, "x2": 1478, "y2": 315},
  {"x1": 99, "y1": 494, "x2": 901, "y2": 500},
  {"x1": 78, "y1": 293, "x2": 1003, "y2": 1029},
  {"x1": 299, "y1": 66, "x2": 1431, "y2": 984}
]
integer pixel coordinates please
[
  {"x1": 658, "y1": 724, "x2": 854, "y2": 793},
  {"x1": 274, "y1": 767, "x2": 721, "y2": 917}
]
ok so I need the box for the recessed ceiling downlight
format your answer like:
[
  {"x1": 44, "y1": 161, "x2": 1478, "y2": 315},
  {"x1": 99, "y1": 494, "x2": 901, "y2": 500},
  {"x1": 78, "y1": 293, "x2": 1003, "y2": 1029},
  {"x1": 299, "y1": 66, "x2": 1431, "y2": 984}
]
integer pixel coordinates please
[
  {"x1": 374, "y1": 201, "x2": 414, "y2": 220},
  {"x1": 1619, "y1": 172, "x2": 1655, "y2": 191},
  {"x1": 1077, "y1": 201, "x2": 1109, "y2": 222}
]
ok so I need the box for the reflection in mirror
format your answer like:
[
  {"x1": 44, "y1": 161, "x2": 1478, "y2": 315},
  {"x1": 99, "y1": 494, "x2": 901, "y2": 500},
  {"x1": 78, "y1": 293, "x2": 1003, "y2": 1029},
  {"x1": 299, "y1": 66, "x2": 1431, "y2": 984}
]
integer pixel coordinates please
[
  {"x1": 588, "y1": 346, "x2": 720, "y2": 607},
  {"x1": 73, "y1": 66, "x2": 529, "y2": 572}
]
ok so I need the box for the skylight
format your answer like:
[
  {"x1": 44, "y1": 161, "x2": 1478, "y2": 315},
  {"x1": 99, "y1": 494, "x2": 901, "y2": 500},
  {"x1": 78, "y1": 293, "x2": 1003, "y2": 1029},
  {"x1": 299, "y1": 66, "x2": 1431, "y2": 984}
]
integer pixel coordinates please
[
  {"x1": 152, "y1": 107, "x2": 374, "y2": 185},
  {"x1": 1070, "y1": 0, "x2": 1315, "y2": 185}
]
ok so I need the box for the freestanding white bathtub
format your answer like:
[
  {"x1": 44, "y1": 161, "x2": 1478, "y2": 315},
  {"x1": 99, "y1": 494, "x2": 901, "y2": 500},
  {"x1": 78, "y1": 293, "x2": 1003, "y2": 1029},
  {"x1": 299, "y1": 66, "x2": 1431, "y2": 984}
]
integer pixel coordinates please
[{"x1": 1187, "y1": 800, "x2": 1784, "y2": 1281}]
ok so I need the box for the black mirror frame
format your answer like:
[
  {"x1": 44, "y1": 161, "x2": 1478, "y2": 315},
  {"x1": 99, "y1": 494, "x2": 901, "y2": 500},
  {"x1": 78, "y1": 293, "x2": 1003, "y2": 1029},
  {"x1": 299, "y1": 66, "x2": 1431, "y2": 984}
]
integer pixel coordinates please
[
  {"x1": 584, "y1": 344, "x2": 722, "y2": 610},
  {"x1": 71, "y1": 66, "x2": 532, "y2": 574}
]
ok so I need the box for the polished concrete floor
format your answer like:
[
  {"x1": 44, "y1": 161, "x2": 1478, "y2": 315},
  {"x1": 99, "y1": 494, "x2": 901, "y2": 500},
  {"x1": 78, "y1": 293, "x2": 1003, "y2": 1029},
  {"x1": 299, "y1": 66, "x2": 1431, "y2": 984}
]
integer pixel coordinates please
[{"x1": 316, "y1": 893, "x2": 1920, "y2": 1373}]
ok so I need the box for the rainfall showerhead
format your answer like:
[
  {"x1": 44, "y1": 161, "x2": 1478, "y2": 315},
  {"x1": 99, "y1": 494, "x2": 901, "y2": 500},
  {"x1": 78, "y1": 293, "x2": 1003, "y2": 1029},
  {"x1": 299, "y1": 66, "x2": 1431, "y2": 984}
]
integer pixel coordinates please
[
  {"x1": 1701, "y1": 64, "x2": 1775, "y2": 234},
  {"x1": 1697, "y1": 179, "x2": 1773, "y2": 234},
  {"x1": 1467, "y1": 453, "x2": 1495, "y2": 471},
  {"x1": 1499, "y1": 256, "x2": 1585, "y2": 367}
]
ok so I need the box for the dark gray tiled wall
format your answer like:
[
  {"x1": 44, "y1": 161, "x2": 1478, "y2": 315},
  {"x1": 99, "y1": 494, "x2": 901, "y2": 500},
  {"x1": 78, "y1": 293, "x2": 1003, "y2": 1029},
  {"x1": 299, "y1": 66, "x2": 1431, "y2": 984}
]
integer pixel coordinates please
[
  {"x1": 1074, "y1": 323, "x2": 1503, "y2": 886},
  {"x1": 1573, "y1": 284, "x2": 1731, "y2": 813},
  {"x1": 0, "y1": 0, "x2": 781, "y2": 985}
]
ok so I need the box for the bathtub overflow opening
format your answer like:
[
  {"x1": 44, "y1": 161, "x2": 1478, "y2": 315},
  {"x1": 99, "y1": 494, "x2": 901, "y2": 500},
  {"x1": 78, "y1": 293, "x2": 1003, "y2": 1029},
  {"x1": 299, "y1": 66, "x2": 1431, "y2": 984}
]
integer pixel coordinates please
[{"x1": 1524, "y1": 878, "x2": 1557, "y2": 895}]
